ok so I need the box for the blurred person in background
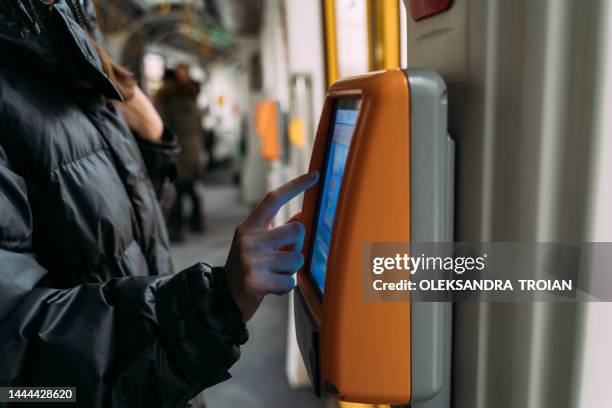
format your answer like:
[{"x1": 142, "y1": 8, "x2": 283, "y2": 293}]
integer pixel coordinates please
[
  {"x1": 0, "y1": 1, "x2": 317, "y2": 406},
  {"x1": 202, "y1": 107, "x2": 218, "y2": 170},
  {"x1": 156, "y1": 64, "x2": 206, "y2": 241}
]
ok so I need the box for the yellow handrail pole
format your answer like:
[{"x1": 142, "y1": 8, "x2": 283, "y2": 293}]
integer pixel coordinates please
[{"x1": 322, "y1": 0, "x2": 339, "y2": 88}]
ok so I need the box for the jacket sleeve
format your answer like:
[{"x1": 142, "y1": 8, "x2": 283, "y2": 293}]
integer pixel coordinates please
[{"x1": 0, "y1": 146, "x2": 247, "y2": 406}]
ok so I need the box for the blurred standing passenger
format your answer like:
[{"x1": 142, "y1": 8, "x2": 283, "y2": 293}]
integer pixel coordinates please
[
  {"x1": 202, "y1": 109, "x2": 217, "y2": 170},
  {"x1": 155, "y1": 65, "x2": 205, "y2": 241}
]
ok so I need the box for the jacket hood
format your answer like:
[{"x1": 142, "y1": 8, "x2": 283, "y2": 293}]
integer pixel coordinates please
[{"x1": 0, "y1": 0, "x2": 122, "y2": 100}]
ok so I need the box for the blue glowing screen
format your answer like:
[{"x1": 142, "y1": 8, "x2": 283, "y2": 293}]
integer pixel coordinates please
[{"x1": 309, "y1": 99, "x2": 360, "y2": 294}]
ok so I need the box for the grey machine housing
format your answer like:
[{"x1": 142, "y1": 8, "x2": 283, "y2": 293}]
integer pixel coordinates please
[{"x1": 404, "y1": 69, "x2": 454, "y2": 408}]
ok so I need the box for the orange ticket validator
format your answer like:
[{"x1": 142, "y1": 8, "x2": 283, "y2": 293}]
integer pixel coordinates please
[
  {"x1": 295, "y1": 69, "x2": 454, "y2": 406},
  {"x1": 255, "y1": 100, "x2": 281, "y2": 160}
]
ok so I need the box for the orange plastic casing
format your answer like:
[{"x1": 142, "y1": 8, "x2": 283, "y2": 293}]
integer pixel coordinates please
[{"x1": 297, "y1": 69, "x2": 411, "y2": 404}]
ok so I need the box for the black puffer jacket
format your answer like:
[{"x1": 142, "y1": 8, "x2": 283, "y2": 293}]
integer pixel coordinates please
[{"x1": 0, "y1": 1, "x2": 246, "y2": 406}]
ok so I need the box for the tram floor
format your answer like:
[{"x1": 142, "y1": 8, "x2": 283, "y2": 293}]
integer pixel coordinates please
[{"x1": 172, "y1": 181, "x2": 325, "y2": 408}]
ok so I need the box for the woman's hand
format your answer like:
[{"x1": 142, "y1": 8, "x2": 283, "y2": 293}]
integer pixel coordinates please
[
  {"x1": 225, "y1": 172, "x2": 319, "y2": 321},
  {"x1": 116, "y1": 86, "x2": 164, "y2": 142}
]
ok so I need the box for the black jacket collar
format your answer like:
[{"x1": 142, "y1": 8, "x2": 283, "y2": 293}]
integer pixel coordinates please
[{"x1": 0, "y1": 0, "x2": 122, "y2": 101}]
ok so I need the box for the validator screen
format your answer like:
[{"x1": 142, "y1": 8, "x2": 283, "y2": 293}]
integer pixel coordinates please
[{"x1": 308, "y1": 99, "x2": 360, "y2": 294}]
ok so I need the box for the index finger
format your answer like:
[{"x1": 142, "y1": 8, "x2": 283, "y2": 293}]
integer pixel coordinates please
[{"x1": 245, "y1": 171, "x2": 319, "y2": 227}]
